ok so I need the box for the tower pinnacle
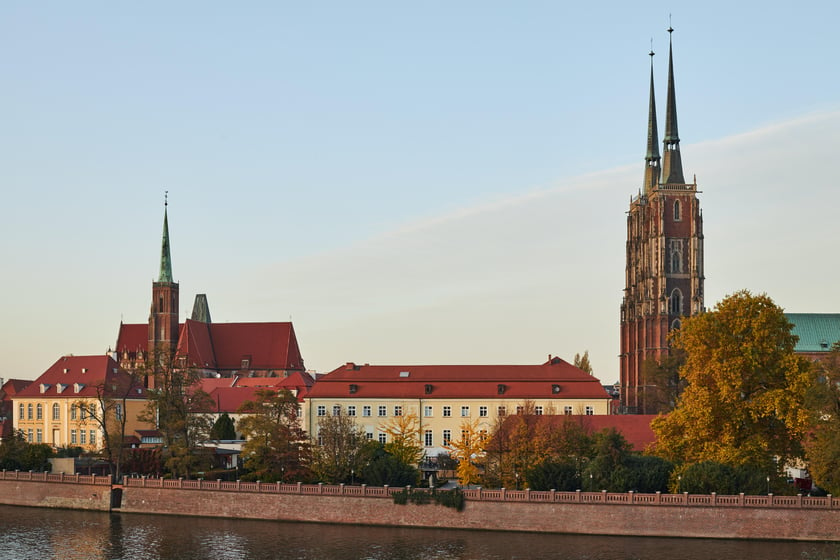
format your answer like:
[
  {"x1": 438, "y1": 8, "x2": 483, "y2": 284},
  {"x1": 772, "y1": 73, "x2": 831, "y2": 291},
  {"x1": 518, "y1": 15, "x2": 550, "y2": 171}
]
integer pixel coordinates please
[{"x1": 158, "y1": 192, "x2": 173, "y2": 283}]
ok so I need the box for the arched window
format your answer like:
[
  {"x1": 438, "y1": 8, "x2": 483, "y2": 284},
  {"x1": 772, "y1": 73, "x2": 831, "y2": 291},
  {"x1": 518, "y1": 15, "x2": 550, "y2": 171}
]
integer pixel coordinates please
[
  {"x1": 27, "y1": 404, "x2": 33, "y2": 420},
  {"x1": 36, "y1": 404, "x2": 43, "y2": 420},
  {"x1": 670, "y1": 289, "x2": 683, "y2": 316},
  {"x1": 53, "y1": 403, "x2": 60, "y2": 421},
  {"x1": 19, "y1": 403, "x2": 24, "y2": 420},
  {"x1": 671, "y1": 318, "x2": 682, "y2": 330},
  {"x1": 674, "y1": 199, "x2": 682, "y2": 221}
]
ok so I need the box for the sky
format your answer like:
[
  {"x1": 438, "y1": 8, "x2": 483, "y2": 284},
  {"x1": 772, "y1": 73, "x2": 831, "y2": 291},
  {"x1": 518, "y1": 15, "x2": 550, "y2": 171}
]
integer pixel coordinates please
[{"x1": 2, "y1": 2, "x2": 839, "y2": 384}]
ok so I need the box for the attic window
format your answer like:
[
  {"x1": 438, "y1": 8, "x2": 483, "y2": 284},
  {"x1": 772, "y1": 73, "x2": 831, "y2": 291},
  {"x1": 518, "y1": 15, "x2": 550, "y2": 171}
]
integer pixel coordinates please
[
  {"x1": 56, "y1": 384, "x2": 67, "y2": 394},
  {"x1": 552, "y1": 384, "x2": 561, "y2": 394},
  {"x1": 497, "y1": 384, "x2": 506, "y2": 395},
  {"x1": 241, "y1": 358, "x2": 251, "y2": 368},
  {"x1": 424, "y1": 384, "x2": 433, "y2": 394},
  {"x1": 349, "y1": 384, "x2": 358, "y2": 394},
  {"x1": 399, "y1": 371, "x2": 410, "y2": 378},
  {"x1": 63, "y1": 368, "x2": 69, "y2": 374},
  {"x1": 39, "y1": 383, "x2": 51, "y2": 394},
  {"x1": 820, "y1": 340, "x2": 829, "y2": 349},
  {"x1": 74, "y1": 383, "x2": 85, "y2": 394},
  {"x1": 81, "y1": 368, "x2": 88, "y2": 374}
]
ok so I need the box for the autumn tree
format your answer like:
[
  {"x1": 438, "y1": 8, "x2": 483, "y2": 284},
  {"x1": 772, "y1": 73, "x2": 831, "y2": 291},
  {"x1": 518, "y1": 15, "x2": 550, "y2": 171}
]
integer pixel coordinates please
[
  {"x1": 573, "y1": 351, "x2": 593, "y2": 375},
  {"x1": 804, "y1": 341, "x2": 840, "y2": 495},
  {"x1": 379, "y1": 411, "x2": 423, "y2": 466},
  {"x1": 312, "y1": 407, "x2": 367, "y2": 484},
  {"x1": 651, "y1": 291, "x2": 813, "y2": 472},
  {"x1": 639, "y1": 348, "x2": 686, "y2": 415},
  {"x1": 76, "y1": 367, "x2": 145, "y2": 482},
  {"x1": 446, "y1": 418, "x2": 488, "y2": 487},
  {"x1": 237, "y1": 389, "x2": 311, "y2": 482},
  {"x1": 139, "y1": 360, "x2": 214, "y2": 479}
]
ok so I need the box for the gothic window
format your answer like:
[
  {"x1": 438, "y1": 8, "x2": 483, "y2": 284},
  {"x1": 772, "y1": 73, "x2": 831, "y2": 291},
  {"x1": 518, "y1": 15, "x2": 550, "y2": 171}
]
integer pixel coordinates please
[
  {"x1": 669, "y1": 240, "x2": 684, "y2": 274},
  {"x1": 158, "y1": 296, "x2": 164, "y2": 312},
  {"x1": 670, "y1": 289, "x2": 683, "y2": 316},
  {"x1": 674, "y1": 199, "x2": 682, "y2": 221},
  {"x1": 671, "y1": 318, "x2": 682, "y2": 330}
]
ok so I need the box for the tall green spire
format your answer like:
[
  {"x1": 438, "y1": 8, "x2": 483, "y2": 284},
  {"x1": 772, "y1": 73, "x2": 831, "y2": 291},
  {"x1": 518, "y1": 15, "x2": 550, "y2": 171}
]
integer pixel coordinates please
[
  {"x1": 644, "y1": 48, "x2": 661, "y2": 193},
  {"x1": 158, "y1": 194, "x2": 173, "y2": 283},
  {"x1": 662, "y1": 26, "x2": 685, "y2": 184}
]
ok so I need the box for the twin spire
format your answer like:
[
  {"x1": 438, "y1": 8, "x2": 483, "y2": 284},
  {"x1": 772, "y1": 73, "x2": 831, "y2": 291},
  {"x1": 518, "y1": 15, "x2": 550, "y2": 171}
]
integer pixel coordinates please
[{"x1": 644, "y1": 26, "x2": 684, "y2": 193}]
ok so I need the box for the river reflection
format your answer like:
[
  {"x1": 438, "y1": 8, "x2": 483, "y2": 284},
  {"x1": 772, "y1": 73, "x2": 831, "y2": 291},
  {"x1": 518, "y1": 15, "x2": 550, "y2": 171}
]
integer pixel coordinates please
[{"x1": 0, "y1": 505, "x2": 837, "y2": 560}]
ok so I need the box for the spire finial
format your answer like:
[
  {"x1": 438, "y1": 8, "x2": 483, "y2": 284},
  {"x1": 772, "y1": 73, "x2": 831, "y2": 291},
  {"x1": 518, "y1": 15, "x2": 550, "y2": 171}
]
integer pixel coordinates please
[
  {"x1": 662, "y1": 22, "x2": 685, "y2": 184},
  {"x1": 165, "y1": 190, "x2": 168, "y2": 208}
]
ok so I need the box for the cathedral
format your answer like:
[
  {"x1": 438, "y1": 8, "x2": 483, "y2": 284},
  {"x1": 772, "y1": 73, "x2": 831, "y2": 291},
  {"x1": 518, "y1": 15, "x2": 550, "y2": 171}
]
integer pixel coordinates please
[
  {"x1": 619, "y1": 29, "x2": 704, "y2": 414},
  {"x1": 115, "y1": 201, "x2": 306, "y2": 383}
]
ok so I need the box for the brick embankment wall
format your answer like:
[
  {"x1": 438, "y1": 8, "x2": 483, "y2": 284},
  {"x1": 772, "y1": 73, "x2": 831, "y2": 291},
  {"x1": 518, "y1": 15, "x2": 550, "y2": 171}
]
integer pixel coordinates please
[
  {"x1": 0, "y1": 478, "x2": 111, "y2": 511},
  {"x1": 120, "y1": 486, "x2": 840, "y2": 542}
]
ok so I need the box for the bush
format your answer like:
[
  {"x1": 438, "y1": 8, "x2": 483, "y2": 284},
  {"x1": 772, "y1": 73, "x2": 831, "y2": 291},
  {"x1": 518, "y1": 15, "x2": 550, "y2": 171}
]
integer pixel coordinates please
[
  {"x1": 526, "y1": 460, "x2": 580, "y2": 491},
  {"x1": 392, "y1": 487, "x2": 465, "y2": 511}
]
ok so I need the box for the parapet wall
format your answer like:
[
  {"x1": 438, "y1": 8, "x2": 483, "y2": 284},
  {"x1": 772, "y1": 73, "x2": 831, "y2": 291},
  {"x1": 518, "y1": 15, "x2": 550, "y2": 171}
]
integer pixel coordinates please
[{"x1": 2, "y1": 472, "x2": 838, "y2": 541}]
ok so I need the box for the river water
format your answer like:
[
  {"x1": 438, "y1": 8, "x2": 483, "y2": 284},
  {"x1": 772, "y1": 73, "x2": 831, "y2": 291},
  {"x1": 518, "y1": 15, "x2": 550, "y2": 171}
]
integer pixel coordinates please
[{"x1": 0, "y1": 504, "x2": 837, "y2": 560}]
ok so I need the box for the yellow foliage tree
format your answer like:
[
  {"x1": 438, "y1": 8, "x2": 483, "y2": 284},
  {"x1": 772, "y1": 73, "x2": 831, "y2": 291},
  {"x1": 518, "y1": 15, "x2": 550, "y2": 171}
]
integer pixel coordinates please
[
  {"x1": 379, "y1": 411, "x2": 424, "y2": 465},
  {"x1": 446, "y1": 418, "x2": 488, "y2": 487},
  {"x1": 651, "y1": 290, "x2": 814, "y2": 471}
]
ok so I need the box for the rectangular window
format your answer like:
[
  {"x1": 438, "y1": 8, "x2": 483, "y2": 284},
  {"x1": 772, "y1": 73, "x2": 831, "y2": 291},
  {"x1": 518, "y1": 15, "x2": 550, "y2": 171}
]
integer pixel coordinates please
[
  {"x1": 71, "y1": 405, "x2": 77, "y2": 421},
  {"x1": 71, "y1": 430, "x2": 77, "y2": 444},
  {"x1": 317, "y1": 434, "x2": 324, "y2": 446},
  {"x1": 80, "y1": 430, "x2": 86, "y2": 445},
  {"x1": 347, "y1": 406, "x2": 356, "y2": 417},
  {"x1": 516, "y1": 406, "x2": 524, "y2": 415},
  {"x1": 36, "y1": 429, "x2": 42, "y2": 443},
  {"x1": 115, "y1": 404, "x2": 123, "y2": 421},
  {"x1": 442, "y1": 406, "x2": 451, "y2": 417},
  {"x1": 53, "y1": 404, "x2": 60, "y2": 421},
  {"x1": 461, "y1": 429, "x2": 469, "y2": 442},
  {"x1": 317, "y1": 405, "x2": 326, "y2": 417},
  {"x1": 80, "y1": 406, "x2": 87, "y2": 420},
  {"x1": 423, "y1": 405, "x2": 433, "y2": 417},
  {"x1": 366, "y1": 431, "x2": 374, "y2": 440},
  {"x1": 36, "y1": 404, "x2": 43, "y2": 420},
  {"x1": 442, "y1": 430, "x2": 451, "y2": 446},
  {"x1": 378, "y1": 433, "x2": 387, "y2": 444},
  {"x1": 18, "y1": 404, "x2": 23, "y2": 420},
  {"x1": 90, "y1": 431, "x2": 96, "y2": 447},
  {"x1": 332, "y1": 405, "x2": 341, "y2": 416},
  {"x1": 27, "y1": 404, "x2": 32, "y2": 420},
  {"x1": 564, "y1": 406, "x2": 573, "y2": 415},
  {"x1": 394, "y1": 406, "x2": 402, "y2": 417},
  {"x1": 461, "y1": 406, "x2": 470, "y2": 417},
  {"x1": 497, "y1": 405, "x2": 506, "y2": 417},
  {"x1": 378, "y1": 405, "x2": 387, "y2": 417},
  {"x1": 585, "y1": 406, "x2": 594, "y2": 416},
  {"x1": 479, "y1": 406, "x2": 488, "y2": 417},
  {"x1": 424, "y1": 430, "x2": 433, "y2": 447},
  {"x1": 363, "y1": 406, "x2": 371, "y2": 417},
  {"x1": 27, "y1": 429, "x2": 33, "y2": 442},
  {"x1": 535, "y1": 406, "x2": 543, "y2": 416}
]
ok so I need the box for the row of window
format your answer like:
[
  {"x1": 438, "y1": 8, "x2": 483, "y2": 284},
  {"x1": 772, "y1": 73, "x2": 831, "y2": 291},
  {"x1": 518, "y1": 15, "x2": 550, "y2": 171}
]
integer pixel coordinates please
[
  {"x1": 18, "y1": 402, "x2": 102, "y2": 422},
  {"x1": 23, "y1": 428, "x2": 96, "y2": 446},
  {"x1": 315, "y1": 404, "x2": 595, "y2": 417}
]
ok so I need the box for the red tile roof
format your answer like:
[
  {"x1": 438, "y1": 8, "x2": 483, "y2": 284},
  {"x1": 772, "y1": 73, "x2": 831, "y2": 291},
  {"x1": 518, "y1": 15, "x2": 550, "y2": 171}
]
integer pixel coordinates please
[
  {"x1": 115, "y1": 323, "x2": 149, "y2": 354},
  {"x1": 16, "y1": 355, "x2": 147, "y2": 399},
  {"x1": 516, "y1": 414, "x2": 658, "y2": 452},
  {"x1": 307, "y1": 359, "x2": 610, "y2": 400},
  {"x1": 206, "y1": 387, "x2": 262, "y2": 413},
  {"x1": 1, "y1": 379, "x2": 32, "y2": 398},
  {"x1": 207, "y1": 322, "x2": 304, "y2": 371}
]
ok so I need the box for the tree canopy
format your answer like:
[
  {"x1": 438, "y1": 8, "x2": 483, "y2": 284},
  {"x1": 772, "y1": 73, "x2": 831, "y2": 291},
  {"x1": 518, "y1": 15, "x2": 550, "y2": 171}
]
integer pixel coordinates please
[
  {"x1": 804, "y1": 342, "x2": 840, "y2": 494},
  {"x1": 651, "y1": 291, "x2": 813, "y2": 471}
]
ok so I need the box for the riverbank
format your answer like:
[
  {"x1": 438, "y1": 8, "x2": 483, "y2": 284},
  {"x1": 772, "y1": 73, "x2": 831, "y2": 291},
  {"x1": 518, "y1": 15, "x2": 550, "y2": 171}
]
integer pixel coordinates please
[{"x1": 1, "y1": 471, "x2": 837, "y2": 542}]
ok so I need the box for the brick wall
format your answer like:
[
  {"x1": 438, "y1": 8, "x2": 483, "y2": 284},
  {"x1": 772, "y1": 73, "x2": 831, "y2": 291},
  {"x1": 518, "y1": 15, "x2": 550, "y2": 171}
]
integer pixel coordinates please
[{"x1": 0, "y1": 477, "x2": 111, "y2": 511}]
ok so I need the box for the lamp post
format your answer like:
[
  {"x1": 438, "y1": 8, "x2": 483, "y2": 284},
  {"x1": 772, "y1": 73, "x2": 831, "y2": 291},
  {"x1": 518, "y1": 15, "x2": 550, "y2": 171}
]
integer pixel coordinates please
[
  {"x1": 678, "y1": 475, "x2": 681, "y2": 493},
  {"x1": 351, "y1": 469, "x2": 355, "y2": 486},
  {"x1": 767, "y1": 476, "x2": 771, "y2": 495},
  {"x1": 589, "y1": 473, "x2": 593, "y2": 492},
  {"x1": 515, "y1": 472, "x2": 520, "y2": 491}
]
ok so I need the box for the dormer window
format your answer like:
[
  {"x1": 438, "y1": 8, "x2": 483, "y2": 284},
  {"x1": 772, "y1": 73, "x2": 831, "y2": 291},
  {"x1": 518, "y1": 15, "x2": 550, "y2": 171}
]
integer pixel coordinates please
[
  {"x1": 56, "y1": 383, "x2": 67, "y2": 394},
  {"x1": 39, "y1": 384, "x2": 51, "y2": 394},
  {"x1": 81, "y1": 368, "x2": 88, "y2": 374},
  {"x1": 241, "y1": 356, "x2": 251, "y2": 369},
  {"x1": 497, "y1": 384, "x2": 506, "y2": 395},
  {"x1": 74, "y1": 383, "x2": 85, "y2": 394}
]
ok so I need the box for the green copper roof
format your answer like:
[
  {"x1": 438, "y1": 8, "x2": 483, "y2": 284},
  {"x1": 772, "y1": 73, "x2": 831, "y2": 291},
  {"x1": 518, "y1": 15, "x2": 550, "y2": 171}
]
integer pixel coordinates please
[
  {"x1": 191, "y1": 294, "x2": 212, "y2": 323},
  {"x1": 158, "y1": 206, "x2": 173, "y2": 283},
  {"x1": 785, "y1": 313, "x2": 840, "y2": 352}
]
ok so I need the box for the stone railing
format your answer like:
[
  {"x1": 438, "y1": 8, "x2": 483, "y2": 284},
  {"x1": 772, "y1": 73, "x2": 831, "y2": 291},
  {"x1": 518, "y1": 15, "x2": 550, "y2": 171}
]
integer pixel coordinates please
[
  {"x1": 0, "y1": 469, "x2": 111, "y2": 486},
  {"x1": 121, "y1": 477, "x2": 837, "y2": 510}
]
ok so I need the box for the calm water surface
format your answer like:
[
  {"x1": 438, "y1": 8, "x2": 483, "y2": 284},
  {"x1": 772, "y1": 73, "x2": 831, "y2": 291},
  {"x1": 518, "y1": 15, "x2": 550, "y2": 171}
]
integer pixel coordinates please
[{"x1": 0, "y1": 504, "x2": 837, "y2": 560}]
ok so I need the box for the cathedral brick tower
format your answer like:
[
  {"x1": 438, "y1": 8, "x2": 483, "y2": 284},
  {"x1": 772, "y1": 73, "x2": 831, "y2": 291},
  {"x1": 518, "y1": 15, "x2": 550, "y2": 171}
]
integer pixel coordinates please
[
  {"x1": 148, "y1": 197, "x2": 180, "y2": 369},
  {"x1": 619, "y1": 28, "x2": 704, "y2": 414}
]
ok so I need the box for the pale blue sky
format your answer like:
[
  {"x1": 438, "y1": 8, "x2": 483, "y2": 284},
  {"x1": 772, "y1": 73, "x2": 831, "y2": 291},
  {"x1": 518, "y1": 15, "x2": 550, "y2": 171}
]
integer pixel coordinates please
[{"x1": 2, "y1": 2, "x2": 839, "y2": 382}]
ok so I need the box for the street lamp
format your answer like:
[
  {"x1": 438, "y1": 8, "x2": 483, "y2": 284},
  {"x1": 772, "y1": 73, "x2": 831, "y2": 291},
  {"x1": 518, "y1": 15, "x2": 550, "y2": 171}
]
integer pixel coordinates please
[
  {"x1": 515, "y1": 472, "x2": 520, "y2": 490},
  {"x1": 589, "y1": 473, "x2": 593, "y2": 492},
  {"x1": 767, "y1": 476, "x2": 771, "y2": 495},
  {"x1": 678, "y1": 475, "x2": 681, "y2": 493},
  {"x1": 351, "y1": 469, "x2": 355, "y2": 485}
]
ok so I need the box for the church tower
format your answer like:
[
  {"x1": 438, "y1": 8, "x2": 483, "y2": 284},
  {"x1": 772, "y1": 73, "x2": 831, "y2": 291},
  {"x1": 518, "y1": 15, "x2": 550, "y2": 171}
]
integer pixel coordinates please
[
  {"x1": 148, "y1": 196, "x2": 180, "y2": 367},
  {"x1": 619, "y1": 28, "x2": 704, "y2": 414}
]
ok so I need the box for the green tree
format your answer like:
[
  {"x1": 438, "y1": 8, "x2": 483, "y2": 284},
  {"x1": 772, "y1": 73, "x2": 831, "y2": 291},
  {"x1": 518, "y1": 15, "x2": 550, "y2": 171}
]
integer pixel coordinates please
[
  {"x1": 210, "y1": 412, "x2": 237, "y2": 441},
  {"x1": 651, "y1": 291, "x2": 813, "y2": 472},
  {"x1": 312, "y1": 407, "x2": 367, "y2": 484},
  {"x1": 360, "y1": 442, "x2": 419, "y2": 487},
  {"x1": 804, "y1": 341, "x2": 840, "y2": 494},
  {"x1": 0, "y1": 430, "x2": 53, "y2": 471},
  {"x1": 139, "y1": 359, "x2": 214, "y2": 479},
  {"x1": 573, "y1": 351, "x2": 593, "y2": 375},
  {"x1": 583, "y1": 428, "x2": 632, "y2": 491},
  {"x1": 526, "y1": 459, "x2": 580, "y2": 491},
  {"x1": 237, "y1": 389, "x2": 311, "y2": 482}
]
